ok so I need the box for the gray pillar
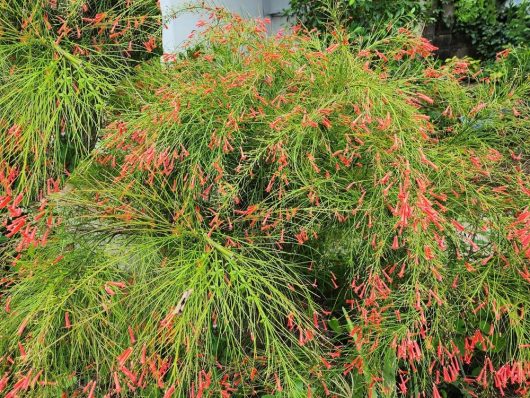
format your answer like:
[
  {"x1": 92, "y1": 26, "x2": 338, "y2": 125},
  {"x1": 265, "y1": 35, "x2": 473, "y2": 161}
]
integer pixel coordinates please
[
  {"x1": 160, "y1": 0, "x2": 290, "y2": 53},
  {"x1": 160, "y1": 0, "x2": 263, "y2": 53}
]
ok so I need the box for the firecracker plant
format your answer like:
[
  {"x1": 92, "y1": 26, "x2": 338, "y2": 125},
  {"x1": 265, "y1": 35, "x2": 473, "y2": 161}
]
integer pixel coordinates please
[
  {"x1": 1, "y1": 5, "x2": 530, "y2": 398},
  {"x1": 0, "y1": 0, "x2": 161, "y2": 273},
  {"x1": 0, "y1": 0, "x2": 160, "y2": 204}
]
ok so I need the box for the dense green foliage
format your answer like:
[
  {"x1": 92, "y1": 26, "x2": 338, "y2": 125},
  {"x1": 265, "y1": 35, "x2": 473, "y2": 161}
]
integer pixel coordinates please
[
  {"x1": 446, "y1": 0, "x2": 530, "y2": 59},
  {"x1": 0, "y1": 0, "x2": 160, "y2": 204},
  {"x1": 288, "y1": 0, "x2": 434, "y2": 35},
  {"x1": 288, "y1": 0, "x2": 530, "y2": 60},
  {"x1": 1, "y1": 4, "x2": 530, "y2": 398}
]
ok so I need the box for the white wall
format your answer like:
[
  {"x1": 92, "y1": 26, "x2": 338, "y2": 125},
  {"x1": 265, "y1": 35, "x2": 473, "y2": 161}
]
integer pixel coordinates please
[{"x1": 160, "y1": 0, "x2": 290, "y2": 53}]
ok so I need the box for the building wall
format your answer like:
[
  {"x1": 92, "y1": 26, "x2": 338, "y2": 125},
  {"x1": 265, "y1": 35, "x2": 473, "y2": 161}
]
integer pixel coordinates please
[
  {"x1": 160, "y1": 0, "x2": 290, "y2": 53},
  {"x1": 265, "y1": 0, "x2": 289, "y2": 34}
]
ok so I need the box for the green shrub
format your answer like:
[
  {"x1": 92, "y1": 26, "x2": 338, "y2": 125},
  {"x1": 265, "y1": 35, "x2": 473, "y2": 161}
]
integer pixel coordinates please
[
  {"x1": 288, "y1": 0, "x2": 433, "y2": 35},
  {"x1": 449, "y1": 0, "x2": 530, "y2": 60},
  {"x1": 0, "y1": 0, "x2": 160, "y2": 204},
  {"x1": 0, "y1": 0, "x2": 160, "y2": 273},
  {"x1": 288, "y1": 0, "x2": 530, "y2": 61},
  {"x1": 1, "y1": 6, "x2": 529, "y2": 398}
]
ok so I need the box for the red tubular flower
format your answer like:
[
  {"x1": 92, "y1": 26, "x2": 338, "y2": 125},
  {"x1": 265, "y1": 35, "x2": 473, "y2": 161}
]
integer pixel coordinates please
[
  {"x1": 424, "y1": 245, "x2": 435, "y2": 260},
  {"x1": 64, "y1": 312, "x2": 71, "y2": 329},
  {"x1": 0, "y1": 195, "x2": 11, "y2": 209},
  {"x1": 117, "y1": 347, "x2": 133, "y2": 366},
  {"x1": 432, "y1": 383, "x2": 442, "y2": 398},
  {"x1": 164, "y1": 384, "x2": 176, "y2": 398},
  {"x1": 274, "y1": 373, "x2": 283, "y2": 392}
]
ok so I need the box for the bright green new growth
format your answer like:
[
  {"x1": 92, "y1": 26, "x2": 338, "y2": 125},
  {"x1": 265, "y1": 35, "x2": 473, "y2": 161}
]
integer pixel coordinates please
[
  {"x1": 0, "y1": 0, "x2": 160, "y2": 202},
  {"x1": 2, "y1": 221, "x2": 320, "y2": 396}
]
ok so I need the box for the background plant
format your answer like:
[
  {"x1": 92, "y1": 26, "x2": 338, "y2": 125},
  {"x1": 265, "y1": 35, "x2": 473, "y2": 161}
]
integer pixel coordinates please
[
  {"x1": 443, "y1": 0, "x2": 530, "y2": 60},
  {"x1": 288, "y1": 0, "x2": 530, "y2": 61},
  {"x1": 288, "y1": 0, "x2": 435, "y2": 36}
]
